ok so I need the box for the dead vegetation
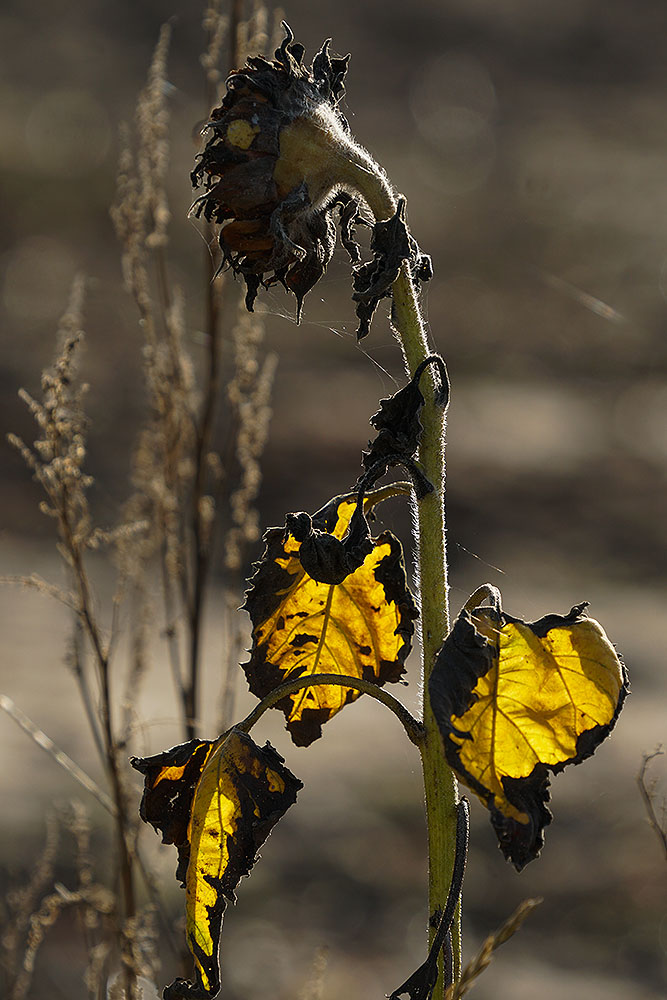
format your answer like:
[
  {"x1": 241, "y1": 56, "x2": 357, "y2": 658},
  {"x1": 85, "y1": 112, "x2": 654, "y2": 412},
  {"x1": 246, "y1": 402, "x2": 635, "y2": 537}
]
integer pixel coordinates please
[{"x1": 1, "y1": 4, "x2": 279, "y2": 997}]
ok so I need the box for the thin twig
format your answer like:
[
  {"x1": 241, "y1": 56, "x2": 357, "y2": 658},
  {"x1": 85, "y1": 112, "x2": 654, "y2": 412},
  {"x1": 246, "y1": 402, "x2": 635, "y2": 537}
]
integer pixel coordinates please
[
  {"x1": 0, "y1": 695, "x2": 116, "y2": 815},
  {"x1": 182, "y1": 0, "x2": 234, "y2": 743},
  {"x1": 444, "y1": 898, "x2": 542, "y2": 1000},
  {"x1": 68, "y1": 618, "x2": 107, "y2": 768},
  {"x1": 133, "y1": 852, "x2": 182, "y2": 961},
  {"x1": 160, "y1": 540, "x2": 186, "y2": 704},
  {"x1": 0, "y1": 573, "x2": 76, "y2": 610},
  {"x1": 57, "y1": 498, "x2": 137, "y2": 923},
  {"x1": 0, "y1": 693, "x2": 180, "y2": 967},
  {"x1": 637, "y1": 748, "x2": 667, "y2": 860}
]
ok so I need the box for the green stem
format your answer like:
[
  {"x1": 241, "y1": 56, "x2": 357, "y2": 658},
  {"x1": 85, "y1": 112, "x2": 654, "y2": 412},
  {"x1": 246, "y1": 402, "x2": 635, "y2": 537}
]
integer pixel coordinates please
[
  {"x1": 393, "y1": 265, "x2": 460, "y2": 991},
  {"x1": 349, "y1": 165, "x2": 460, "y2": 990}
]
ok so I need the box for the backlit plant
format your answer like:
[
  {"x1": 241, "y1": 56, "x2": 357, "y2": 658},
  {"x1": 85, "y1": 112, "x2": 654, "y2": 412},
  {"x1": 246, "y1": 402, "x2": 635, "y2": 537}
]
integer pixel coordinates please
[{"x1": 132, "y1": 26, "x2": 628, "y2": 1000}]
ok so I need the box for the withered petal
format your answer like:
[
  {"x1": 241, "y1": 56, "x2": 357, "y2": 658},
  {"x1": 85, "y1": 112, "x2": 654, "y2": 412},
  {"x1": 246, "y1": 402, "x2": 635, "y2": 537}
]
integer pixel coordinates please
[{"x1": 352, "y1": 199, "x2": 432, "y2": 340}]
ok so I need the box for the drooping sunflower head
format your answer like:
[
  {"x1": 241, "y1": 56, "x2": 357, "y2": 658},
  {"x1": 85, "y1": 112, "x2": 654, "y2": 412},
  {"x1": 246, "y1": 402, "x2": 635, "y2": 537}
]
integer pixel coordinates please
[
  {"x1": 192, "y1": 24, "x2": 431, "y2": 336},
  {"x1": 191, "y1": 23, "x2": 359, "y2": 318}
]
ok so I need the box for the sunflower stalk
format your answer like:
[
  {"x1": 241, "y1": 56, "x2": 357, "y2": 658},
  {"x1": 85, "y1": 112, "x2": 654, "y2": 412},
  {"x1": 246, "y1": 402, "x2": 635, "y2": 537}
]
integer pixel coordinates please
[
  {"x1": 189, "y1": 22, "x2": 460, "y2": 992},
  {"x1": 133, "y1": 23, "x2": 628, "y2": 1000}
]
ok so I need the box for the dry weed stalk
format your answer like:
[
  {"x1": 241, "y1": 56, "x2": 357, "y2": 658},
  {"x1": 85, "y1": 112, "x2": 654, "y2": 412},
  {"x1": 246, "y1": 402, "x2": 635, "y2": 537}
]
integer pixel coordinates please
[
  {"x1": 0, "y1": 811, "x2": 59, "y2": 991},
  {"x1": 225, "y1": 307, "x2": 277, "y2": 570},
  {"x1": 443, "y1": 899, "x2": 542, "y2": 999},
  {"x1": 7, "y1": 280, "x2": 146, "y2": 997},
  {"x1": 3, "y1": 3, "x2": 277, "y2": 995},
  {"x1": 637, "y1": 747, "x2": 667, "y2": 859},
  {"x1": 297, "y1": 946, "x2": 329, "y2": 1000},
  {"x1": 202, "y1": 1, "x2": 230, "y2": 104},
  {"x1": 1, "y1": 802, "x2": 150, "y2": 1000},
  {"x1": 0, "y1": 695, "x2": 115, "y2": 815},
  {"x1": 113, "y1": 3, "x2": 276, "y2": 741}
]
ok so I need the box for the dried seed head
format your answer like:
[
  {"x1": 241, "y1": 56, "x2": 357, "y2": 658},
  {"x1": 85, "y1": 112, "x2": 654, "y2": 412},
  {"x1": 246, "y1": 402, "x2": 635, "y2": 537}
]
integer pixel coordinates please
[
  {"x1": 191, "y1": 23, "x2": 432, "y2": 334},
  {"x1": 192, "y1": 23, "x2": 359, "y2": 320}
]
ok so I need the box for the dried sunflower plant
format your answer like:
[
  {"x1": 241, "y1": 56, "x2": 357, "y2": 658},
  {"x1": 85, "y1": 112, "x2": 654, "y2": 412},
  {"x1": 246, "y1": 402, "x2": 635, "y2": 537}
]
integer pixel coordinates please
[
  {"x1": 2, "y1": 9, "x2": 631, "y2": 1000},
  {"x1": 134, "y1": 22, "x2": 628, "y2": 1000}
]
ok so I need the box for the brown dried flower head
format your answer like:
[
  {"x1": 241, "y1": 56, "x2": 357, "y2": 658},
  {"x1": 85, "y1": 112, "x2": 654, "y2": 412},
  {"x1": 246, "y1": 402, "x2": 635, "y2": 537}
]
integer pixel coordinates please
[
  {"x1": 191, "y1": 23, "x2": 360, "y2": 320},
  {"x1": 192, "y1": 24, "x2": 430, "y2": 335}
]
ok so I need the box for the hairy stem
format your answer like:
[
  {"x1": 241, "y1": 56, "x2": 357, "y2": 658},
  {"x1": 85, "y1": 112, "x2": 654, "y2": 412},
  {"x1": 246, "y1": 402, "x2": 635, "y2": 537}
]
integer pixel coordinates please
[
  {"x1": 350, "y1": 168, "x2": 460, "y2": 990},
  {"x1": 395, "y1": 265, "x2": 460, "y2": 990}
]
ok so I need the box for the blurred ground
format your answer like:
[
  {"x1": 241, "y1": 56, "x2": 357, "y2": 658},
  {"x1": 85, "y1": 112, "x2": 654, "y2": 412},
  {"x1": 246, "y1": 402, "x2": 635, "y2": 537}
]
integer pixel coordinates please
[{"x1": 1, "y1": 1, "x2": 666, "y2": 998}]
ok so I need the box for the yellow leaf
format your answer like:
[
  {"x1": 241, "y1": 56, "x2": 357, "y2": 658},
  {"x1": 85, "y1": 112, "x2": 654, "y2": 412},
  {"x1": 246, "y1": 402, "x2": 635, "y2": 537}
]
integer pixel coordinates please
[
  {"x1": 429, "y1": 602, "x2": 628, "y2": 870},
  {"x1": 243, "y1": 493, "x2": 418, "y2": 746},
  {"x1": 132, "y1": 729, "x2": 301, "y2": 999}
]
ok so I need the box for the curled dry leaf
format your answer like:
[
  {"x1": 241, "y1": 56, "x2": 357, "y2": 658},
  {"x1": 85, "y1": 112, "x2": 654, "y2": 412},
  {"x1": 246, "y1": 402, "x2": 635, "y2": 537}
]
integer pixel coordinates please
[
  {"x1": 429, "y1": 601, "x2": 628, "y2": 869},
  {"x1": 284, "y1": 494, "x2": 373, "y2": 586},
  {"x1": 359, "y1": 354, "x2": 449, "y2": 499},
  {"x1": 352, "y1": 199, "x2": 432, "y2": 340},
  {"x1": 132, "y1": 729, "x2": 301, "y2": 999}
]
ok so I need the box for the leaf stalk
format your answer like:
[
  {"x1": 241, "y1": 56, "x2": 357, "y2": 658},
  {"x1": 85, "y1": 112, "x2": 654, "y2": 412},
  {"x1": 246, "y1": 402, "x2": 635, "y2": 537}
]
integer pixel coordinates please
[{"x1": 236, "y1": 672, "x2": 424, "y2": 746}]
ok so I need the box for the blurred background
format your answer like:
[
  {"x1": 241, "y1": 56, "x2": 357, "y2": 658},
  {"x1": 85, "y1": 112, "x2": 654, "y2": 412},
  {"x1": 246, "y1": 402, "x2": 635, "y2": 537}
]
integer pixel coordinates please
[{"x1": 1, "y1": 0, "x2": 665, "y2": 998}]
